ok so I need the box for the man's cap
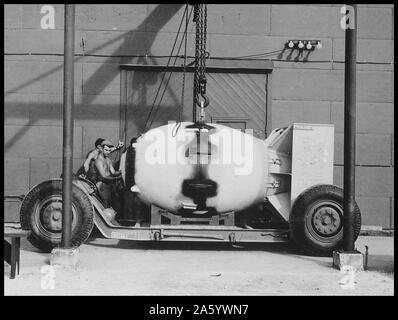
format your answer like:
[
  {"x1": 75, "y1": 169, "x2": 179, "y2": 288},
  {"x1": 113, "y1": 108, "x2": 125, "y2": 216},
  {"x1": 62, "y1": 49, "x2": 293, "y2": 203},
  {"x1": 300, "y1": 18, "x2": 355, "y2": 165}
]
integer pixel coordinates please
[
  {"x1": 94, "y1": 138, "x2": 105, "y2": 147},
  {"x1": 101, "y1": 140, "x2": 114, "y2": 147}
]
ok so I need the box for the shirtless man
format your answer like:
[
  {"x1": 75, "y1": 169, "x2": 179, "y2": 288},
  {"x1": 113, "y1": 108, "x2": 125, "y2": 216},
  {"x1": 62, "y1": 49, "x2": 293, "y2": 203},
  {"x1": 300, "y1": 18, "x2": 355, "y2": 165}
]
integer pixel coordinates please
[
  {"x1": 76, "y1": 138, "x2": 124, "y2": 181},
  {"x1": 94, "y1": 140, "x2": 123, "y2": 208}
]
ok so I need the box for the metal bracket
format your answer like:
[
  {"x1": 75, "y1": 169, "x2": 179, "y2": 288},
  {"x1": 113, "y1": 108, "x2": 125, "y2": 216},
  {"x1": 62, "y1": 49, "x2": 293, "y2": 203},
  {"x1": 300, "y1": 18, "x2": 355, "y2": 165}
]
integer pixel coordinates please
[
  {"x1": 4, "y1": 195, "x2": 25, "y2": 202},
  {"x1": 153, "y1": 230, "x2": 162, "y2": 241},
  {"x1": 268, "y1": 158, "x2": 282, "y2": 165},
  {"x1": 267, "y1": 179, "x2": 281, "y2": 189}
]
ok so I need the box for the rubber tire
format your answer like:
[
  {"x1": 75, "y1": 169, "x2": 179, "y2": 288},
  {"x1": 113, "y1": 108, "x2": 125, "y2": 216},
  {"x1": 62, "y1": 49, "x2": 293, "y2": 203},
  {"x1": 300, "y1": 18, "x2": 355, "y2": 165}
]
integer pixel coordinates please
[
  {"x1": 20, "y1": 179, "x2": 94, "y2": 253},
  {"x1": 289, "y1": 184, "x2": 361, "y2": 257}
]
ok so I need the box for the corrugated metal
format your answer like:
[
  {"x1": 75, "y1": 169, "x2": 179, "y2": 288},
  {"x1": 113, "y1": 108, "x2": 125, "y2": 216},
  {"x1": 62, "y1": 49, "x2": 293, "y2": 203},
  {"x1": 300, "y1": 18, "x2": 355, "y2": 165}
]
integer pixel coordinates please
[
  {"x1": 206, "y1": 72, "x2": 267, "y2": 139},
  {"x1": 123, "y1": 69, "x2": 268, "y2": 140}
]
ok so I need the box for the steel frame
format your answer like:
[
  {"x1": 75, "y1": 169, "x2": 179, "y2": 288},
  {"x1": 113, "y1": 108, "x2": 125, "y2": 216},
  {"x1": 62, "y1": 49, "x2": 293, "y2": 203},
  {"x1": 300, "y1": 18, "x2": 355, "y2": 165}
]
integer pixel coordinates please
[{"x1": 74, "y1": 180, "x2": 289, "y2": 243}]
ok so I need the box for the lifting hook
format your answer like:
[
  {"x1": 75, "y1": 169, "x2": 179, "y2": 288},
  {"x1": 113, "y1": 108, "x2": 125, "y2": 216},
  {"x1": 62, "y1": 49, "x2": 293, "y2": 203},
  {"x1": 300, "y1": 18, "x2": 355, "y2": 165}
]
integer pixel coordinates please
[{"x1": 195, "y1": 93, "x2": 209, "y2": 108}]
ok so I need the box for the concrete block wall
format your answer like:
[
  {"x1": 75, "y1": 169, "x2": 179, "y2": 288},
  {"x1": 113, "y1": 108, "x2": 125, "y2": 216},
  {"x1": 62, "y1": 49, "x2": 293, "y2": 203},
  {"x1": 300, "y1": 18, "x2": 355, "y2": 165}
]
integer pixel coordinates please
[{"x1": 4, "y1": 4, "x2": 394, "y2": 227}]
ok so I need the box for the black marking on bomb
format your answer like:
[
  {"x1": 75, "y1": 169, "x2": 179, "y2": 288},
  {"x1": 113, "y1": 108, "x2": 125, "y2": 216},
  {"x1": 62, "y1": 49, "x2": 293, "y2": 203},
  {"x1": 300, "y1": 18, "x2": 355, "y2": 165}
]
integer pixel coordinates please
[
  {"x1": 181, "y1": 128, "x2": 219, "y2": 215},
  {"x1": 182, "y1": 174, "x2": 217, "y2": 210},
  {"x1": 124, "y1": 144, "x2": 136, "y2": 189}
]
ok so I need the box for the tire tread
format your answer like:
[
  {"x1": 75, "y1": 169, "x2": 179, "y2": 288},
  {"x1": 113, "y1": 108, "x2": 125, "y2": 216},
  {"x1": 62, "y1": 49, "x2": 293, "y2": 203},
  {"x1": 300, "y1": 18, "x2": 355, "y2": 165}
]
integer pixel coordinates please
[
  {"x1": 20, "y1": 179, "x2": 94, "y2": 252},
  {"x1": 290, "y1": 184, "x2": 361, "y2": 256}
]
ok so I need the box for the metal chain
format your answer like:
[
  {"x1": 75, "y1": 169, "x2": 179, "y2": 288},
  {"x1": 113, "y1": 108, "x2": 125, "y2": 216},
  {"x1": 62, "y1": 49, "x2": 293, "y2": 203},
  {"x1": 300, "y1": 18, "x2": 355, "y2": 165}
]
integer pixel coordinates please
[
  {"x1": 199, "y1": 5, "x2": 204, "y2": 93},
  {"x1": 193, "y1": 4, "x2": 199, "y2": 22},
  {"x1": 193, "y1": 4, "x2": 209, "y2": 112},
  {"x1": 194, "y1": 5, "x2": 201, "y2": 103},
  {"x1": 201, "y1": 5, "x2": 207, "y2": 95},
  {"x1": 199, "y1": 5, "x2": 205, "y2": 94}
]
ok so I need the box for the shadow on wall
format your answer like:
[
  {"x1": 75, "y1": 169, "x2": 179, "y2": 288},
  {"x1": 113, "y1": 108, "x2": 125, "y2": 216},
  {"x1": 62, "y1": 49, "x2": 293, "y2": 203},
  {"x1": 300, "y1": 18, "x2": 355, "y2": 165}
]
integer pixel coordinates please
[
  {"x1": 4, "y1": 101, "x2": 180, "y2": 154},
  {"x1": 4, "y1": 118, "x2": 37, "y2": 154},
  {"x1": 5, "y1": 4, "x2": 184, "y2": 152},
  {"x1": 277, "y1": 47, "x2": 313, "y2": 62},
  {"x1": 81, "y1": 4, "x2": 184, "y2": 107}
]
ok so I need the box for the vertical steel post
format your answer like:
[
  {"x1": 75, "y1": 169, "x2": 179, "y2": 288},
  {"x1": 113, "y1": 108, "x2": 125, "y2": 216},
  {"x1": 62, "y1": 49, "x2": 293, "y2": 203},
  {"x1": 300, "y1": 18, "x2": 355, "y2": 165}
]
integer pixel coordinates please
[
  {"x1": 343, "y1": 4, "x2": 357, "y2": 252},
  {"x1": 61, "y1": 4, "x2": 75, "y2": 248}
]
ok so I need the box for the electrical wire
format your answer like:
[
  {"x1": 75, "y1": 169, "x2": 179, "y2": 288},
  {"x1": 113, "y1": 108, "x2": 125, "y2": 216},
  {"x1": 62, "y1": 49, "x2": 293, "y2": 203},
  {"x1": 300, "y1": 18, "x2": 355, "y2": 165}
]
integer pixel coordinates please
[
  {"x1": 172, "y1": 4, "x2": 190, "y2": 138},
  {"x1": 147, "y1": 7, "x2": 193, "y2": 131},
  {"x1": 146, "y1": 6, "x2": 194, "y2": 132},
  {"x1": 5, "y1": 52, "x2": 393, "y2": 66},
  {"x1": 226, "y1": 49, "x2": 285, "y2": 59},
  {"x1": 141, "y1": 5, "x2": 190, "y2": 133}
]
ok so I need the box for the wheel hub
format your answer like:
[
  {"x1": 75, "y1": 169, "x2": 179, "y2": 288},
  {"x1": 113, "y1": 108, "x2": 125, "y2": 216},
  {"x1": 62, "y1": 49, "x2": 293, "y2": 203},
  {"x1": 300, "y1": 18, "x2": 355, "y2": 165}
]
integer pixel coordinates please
[
  {"x1": 313, "y1": 206, "x2": 341, "y2": 237},
  {"x1": 42, "y1": 202, "x2": 63, "y2": 232}
]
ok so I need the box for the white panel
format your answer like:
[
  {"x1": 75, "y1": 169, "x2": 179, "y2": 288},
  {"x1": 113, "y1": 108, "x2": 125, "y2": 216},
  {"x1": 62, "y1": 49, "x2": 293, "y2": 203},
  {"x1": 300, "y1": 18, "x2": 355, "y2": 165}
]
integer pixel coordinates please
[{"x1": 290, "y1": 123, "x2": 334, "y2": 205}]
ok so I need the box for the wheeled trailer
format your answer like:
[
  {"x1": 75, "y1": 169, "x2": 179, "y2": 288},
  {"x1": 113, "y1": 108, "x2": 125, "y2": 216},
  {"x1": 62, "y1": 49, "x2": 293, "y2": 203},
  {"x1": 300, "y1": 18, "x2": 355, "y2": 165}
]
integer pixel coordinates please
[{"x1": 19, "y1": 123, "x2": 361, "y2": 256}]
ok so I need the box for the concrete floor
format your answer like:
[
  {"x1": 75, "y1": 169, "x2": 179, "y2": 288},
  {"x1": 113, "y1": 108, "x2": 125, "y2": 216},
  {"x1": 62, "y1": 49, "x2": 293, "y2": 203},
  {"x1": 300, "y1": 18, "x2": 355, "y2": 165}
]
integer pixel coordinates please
[{"x1": 4, "y1": 235, "x2": 394, "y2": 296}]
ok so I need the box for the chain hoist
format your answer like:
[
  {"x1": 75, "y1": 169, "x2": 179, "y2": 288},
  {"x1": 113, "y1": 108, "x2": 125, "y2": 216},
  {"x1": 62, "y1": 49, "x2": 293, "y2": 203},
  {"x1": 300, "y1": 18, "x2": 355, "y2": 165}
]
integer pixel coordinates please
[{"x1": 192, "y1": 4, "x2": 209, "y2": 123}]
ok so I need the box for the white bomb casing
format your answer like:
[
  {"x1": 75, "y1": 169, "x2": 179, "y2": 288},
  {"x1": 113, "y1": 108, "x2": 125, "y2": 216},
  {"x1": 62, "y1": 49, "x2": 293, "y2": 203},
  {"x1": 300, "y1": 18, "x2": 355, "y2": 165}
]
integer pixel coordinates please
[{"x1": 121, "y1": 122, "x2": 268, "y2": 215}]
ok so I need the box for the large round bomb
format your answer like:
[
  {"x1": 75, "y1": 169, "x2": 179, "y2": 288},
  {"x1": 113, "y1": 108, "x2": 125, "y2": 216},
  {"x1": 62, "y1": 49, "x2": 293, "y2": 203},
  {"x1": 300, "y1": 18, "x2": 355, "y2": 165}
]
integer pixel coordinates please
[{"x1": 120, "y1": 122, "x2": 268, "y2": 215}]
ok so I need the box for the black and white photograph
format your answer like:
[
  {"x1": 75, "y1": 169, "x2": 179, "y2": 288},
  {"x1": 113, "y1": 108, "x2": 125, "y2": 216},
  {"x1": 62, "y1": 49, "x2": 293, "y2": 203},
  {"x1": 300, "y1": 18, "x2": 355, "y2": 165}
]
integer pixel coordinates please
[{"x1": 4, "y1": 4, "x2": 394, "y2": 300}]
